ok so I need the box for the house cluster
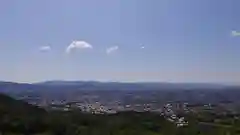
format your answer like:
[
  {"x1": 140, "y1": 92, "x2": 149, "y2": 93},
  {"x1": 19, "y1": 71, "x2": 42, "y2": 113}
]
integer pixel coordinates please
[{"x1": 162, "y1": 103, "x2": 188, "y2": 127}]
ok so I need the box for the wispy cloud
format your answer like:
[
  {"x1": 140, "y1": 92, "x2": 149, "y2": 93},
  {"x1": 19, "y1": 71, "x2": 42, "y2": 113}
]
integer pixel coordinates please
[
  {"x1": 231, "y1": 30, "x2": 240, "y2": 37},
  {"x1": 141, "y1": 46, "x2": 145, "y2": 49},
  {"x1": 66, "y1": 41, "x2": 93, "y2": 53},
  {"x1": 106, "y1": 46, "x2": 119, "y2": 54},
  {"x1": 39, "y1": 46, "x2": 51, "y2": 52}
]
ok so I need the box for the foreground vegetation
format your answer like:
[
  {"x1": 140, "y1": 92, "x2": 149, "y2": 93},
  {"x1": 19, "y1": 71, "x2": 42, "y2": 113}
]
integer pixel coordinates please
[{"x1": 0, "y1": 94, "x2": 240, "y2": 135}]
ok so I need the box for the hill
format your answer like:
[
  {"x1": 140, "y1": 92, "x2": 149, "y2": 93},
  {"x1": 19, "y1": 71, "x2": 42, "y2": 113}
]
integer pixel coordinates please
[
  {"x1": 0, "y1": 94, "x2": 239, "y2": 135},
  {"x1": 0, "y1": 93, "x2": 46, "y2": 115},
  {"x1": 0, "y1": 94, "x2": 47, "y2": 135},
  {"x1": 0, "y1": 81, "x2": 232, "y2": 94}
]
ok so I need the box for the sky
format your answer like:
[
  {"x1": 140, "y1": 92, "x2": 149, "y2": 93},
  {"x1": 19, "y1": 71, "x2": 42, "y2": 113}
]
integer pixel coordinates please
[{"x1": 0, "y1": 0, "x2": 240, "y2": 84}]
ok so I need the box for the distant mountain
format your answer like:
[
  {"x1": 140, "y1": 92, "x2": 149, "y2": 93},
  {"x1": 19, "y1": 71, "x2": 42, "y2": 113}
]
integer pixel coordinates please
[
  {"x1": 36, "y1": 80, "x2": 101, "y2": 86},
  {"x1": 0, "y1": 80, "x2": 236, "y2": 94},
  {"x1": 36, "y1": 80, "x2": 228, "y2": 90},
  {"x1": 0, "y1": 81, "x2": 240, "y2": 107}
]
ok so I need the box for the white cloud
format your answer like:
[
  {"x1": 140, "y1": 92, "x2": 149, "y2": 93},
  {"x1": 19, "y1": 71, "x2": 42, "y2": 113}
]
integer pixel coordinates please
[
  {"x1": 231, "y1": 30, "x2": 240, "y2": 37},
  {"x1": 141, "y1": 46, "x2": 145, "y2": 49},
  {"x1": 106, "y1": 46, "x2": 119, "y2": 54},
  {"x1": 66, "y1": 41, "x2": 93, "y2": 53},
  {"x1": 39, "y1": 46, "x2": 51, "y2": 52}
]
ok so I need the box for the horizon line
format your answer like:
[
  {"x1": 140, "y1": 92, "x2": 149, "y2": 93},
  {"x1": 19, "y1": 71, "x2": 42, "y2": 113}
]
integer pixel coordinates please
[{"x1": 0, "y1": 79, "x2": 239, "y2": 86}]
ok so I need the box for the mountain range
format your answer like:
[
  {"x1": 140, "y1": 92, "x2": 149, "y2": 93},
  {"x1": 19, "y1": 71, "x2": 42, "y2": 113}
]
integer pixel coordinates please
[{"x1": 0, "y1": 80, "x2": 236, "y2": 93}]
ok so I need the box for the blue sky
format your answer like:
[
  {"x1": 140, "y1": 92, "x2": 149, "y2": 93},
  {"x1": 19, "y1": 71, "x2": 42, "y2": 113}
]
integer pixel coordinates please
[{"x1": 0, "y1": 0, "x2": 240, "y2": 84}]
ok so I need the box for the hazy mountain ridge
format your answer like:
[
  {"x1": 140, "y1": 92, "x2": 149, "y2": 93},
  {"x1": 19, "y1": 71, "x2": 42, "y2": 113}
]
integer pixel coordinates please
[
  {"x1": 37, "y1": 80, "x2": 229, "y2": 88},
  {"x1": 1, "y1": 81, "x2": 240, "y2": 110},
  {"x1": 0, "y1": 81, "x2": 236, "y2": 93}
]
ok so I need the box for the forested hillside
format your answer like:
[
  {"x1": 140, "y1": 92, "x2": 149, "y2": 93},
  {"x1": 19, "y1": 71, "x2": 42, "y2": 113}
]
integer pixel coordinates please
[{"x1": 0, "y1": 94, "x2": 240, "y2": 135}]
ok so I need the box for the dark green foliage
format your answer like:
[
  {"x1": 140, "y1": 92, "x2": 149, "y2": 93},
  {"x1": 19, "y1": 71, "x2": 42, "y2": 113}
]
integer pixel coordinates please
[
  {"x1": 0, "y1": 93, "x2": 240, "y2": 135},
  {"x1": 0, "y1": 94, "x2": 47, "y2": 135}
]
